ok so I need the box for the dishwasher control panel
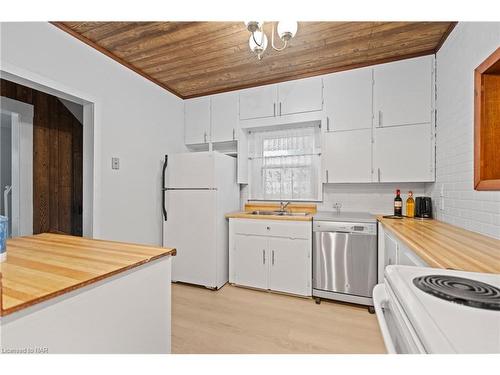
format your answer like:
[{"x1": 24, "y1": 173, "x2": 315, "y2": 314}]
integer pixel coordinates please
[{"x1": 313, "y1": 220, "x2": 377, "y2": 234}]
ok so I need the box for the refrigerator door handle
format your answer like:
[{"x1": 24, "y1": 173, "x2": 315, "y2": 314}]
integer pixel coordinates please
[{"x1": 162, "y1": 155, "x2": 168, "y2": 221}]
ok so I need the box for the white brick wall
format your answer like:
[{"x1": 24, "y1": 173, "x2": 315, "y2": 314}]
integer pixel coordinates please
[
  {"x1": 426, "y1": 22, "x2": 500, "y2": 239},
  {"x1": 241, "y1": 183, "x2": 427, "y2": 216},
  {"x1": 320, "y1": 183, "x2": 426, "y2": 215}
]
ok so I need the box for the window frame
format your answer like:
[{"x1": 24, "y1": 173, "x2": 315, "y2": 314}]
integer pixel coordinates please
[{"x1": 247, "y1": 124, "x2": 322, "y2": 202}]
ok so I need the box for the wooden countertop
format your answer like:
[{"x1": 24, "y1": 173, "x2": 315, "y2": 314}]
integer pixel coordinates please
[
  {"x1": 0, "y1": 233, "x2": 176, "y2": 317},
  {"x1": 377, "y1": 216, "x2": 500, "y2": 274},
  {"x1": 225, "y1": 202, "x2": 316, "y2": 222}
]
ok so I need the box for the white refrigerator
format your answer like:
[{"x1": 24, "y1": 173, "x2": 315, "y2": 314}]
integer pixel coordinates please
[{"x1": 162, "y1": 152, "x2": 240, "y2": 289}]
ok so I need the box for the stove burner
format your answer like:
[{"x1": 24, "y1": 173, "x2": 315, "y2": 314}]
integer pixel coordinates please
[{"x1": 413, "y1": 275, "x2": 500, "y2": 311}]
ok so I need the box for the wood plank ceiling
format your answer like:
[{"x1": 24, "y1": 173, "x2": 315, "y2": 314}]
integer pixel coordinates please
[{"x1": 52, "y1": 22, "x2": 456, "y2": 99}]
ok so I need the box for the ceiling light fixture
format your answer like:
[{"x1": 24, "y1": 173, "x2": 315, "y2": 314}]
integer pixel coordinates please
[{"x1": 245, "y1": 21, "x2": 298, "y2": 60}]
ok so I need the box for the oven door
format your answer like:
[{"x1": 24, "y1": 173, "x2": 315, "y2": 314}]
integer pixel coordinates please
[{"x1": 373, "y1": 284, "x2": 426, "y2": 354}]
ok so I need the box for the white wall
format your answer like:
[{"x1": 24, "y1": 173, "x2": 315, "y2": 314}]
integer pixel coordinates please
[
  {"x1": 58, "y1": 98, "x2": 83, "y2": 124},
  {"x1": 0, "y1": 22, "x2": 186, "y2": 245},
  {"x1": 426, "y1": 22, "x2": 500, "y2": 239}
]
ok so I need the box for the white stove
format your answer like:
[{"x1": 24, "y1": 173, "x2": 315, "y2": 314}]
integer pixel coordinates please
[{"x1": 373, "y1": 265, "x2": 500, "y2": 354}]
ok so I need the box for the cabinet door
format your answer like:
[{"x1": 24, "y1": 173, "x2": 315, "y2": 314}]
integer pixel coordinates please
[
  {"x1": 232, "y1": 234, "x2": 268, "y2": 290},
  {"x1": 384, "y1": 232, "x2": 398, "y2": 268},
  {"x1": 373, "y1": 122, "x2": 434, "y2": 182},
  {"x1": 239, "y1": 85, "x2": 277, "y2": 120},
  {"x1": 211, "y1": 92, "x2": 238, "y2": 142},
  {"x1": 398, "y1": 243, "x2": 428, "y2": 267},
  {"x1": 185, "y1": 97, "x2": 211, "y2": 144},
  {"x1": 373, "y1": 55, "x2": 433, "y2": 127},
  {"x1": 323, "y1": 129, "x2": 372, "y2": 183},
  {"x1": 324, "y1": 67, "x2": 373, "y2": 131},
  {"x1": 268, "y1": 237, "x2": 311, "y2": 296},
  {"x1": 278, "y1": 76, "x2": 323, "y2": 116}
]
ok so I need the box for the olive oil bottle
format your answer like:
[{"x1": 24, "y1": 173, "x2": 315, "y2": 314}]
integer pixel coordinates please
[
  {"x1": 394, "y1": 189, "x2": 403, "y2": 216},
  {"x1": 406, "y1": 191, "x2": 415, "y2": 218}
]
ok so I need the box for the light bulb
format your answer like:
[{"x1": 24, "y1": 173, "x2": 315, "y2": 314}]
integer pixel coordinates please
[
  {"x1": 244, "y1": 21, "x2": 264, "y2": 33},
  {"x1": 249, "y1": 31, "x2": 268, "y2": 57},
  {"x1": 277, "y1": 21, "x2": 298, "y2": 42}
]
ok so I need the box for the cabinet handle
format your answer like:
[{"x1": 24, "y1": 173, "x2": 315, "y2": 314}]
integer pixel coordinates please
[
  {"x1": 273, "y1": 103, "x2": 276, "y2": 117},
  {"x1": 378, "y1": 110, "x2": 383, "y2": 127},
  {"x1": 279, "y1": 102, "x2": 282, "y2": 116},
  {"x1": 263, "y1": 250, "x2": 266, "y2": 264},
  {"x1": 326, "y1": 170, "x2": 329, "y2": 183},
  {"x1": 232, "y1": 128, "x2": 235, "y2": 140},
  {"x1": 378, "y1": 168, "x2": 381, "y2": 182},
  {"x1": 272, "y1": 250, "x2": 275, "y2": 266},
  {"x1": 326, "y1": 116, "x2": 330, "y2": 131},
  {"x1": 266, "y1": 226, "x2": 270, "y2": 230},
  {"x1": 204, "y1": 132, "x2": 207, "y2": 143}
]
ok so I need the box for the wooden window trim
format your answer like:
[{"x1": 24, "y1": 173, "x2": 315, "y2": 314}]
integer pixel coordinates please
[{"x1": 474, "y1": 47, "x2": 500, "y2": 191}]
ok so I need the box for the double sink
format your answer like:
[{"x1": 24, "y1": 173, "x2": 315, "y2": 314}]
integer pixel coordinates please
[{"x1": 250, "y1": 210, "x2": 310, "y2": 217}]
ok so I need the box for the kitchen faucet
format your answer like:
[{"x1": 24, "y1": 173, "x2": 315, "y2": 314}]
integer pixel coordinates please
[{"x1": 279, "y1": 201, "x2": 291, "y2": 212}]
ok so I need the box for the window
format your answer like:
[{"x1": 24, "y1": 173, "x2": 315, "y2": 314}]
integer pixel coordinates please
[{"x1": 248, "y1": 124, "x2": 321, "y2": 201}]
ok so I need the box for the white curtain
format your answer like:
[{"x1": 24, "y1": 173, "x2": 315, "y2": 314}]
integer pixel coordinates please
[{"x1": 248, "y1": 125, "x2": 321, "y2": 201}]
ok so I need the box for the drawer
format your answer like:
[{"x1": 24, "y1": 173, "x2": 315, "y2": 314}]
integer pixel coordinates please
[{"x1": 231, "y1": 219, "x2": 311, "y2": 240}]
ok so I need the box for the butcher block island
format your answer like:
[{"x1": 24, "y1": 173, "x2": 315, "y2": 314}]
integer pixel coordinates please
[{"x1": 0, "y1": 233, "x2": 176, "y2": 354}]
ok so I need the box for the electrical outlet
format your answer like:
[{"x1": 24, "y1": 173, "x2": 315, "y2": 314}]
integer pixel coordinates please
[{"x1": 111, "y1": 157, "x2": 120, "y2": 170}]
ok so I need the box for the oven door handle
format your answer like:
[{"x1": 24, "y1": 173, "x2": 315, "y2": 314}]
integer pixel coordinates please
[{"x1": 373, "y1": 284, "x2": 397, "y2": 354}]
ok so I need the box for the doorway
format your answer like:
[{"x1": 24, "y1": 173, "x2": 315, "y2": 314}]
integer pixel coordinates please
[
  {"x1": 1, "y1": 79, "x2": 83, "y2": 236},
  {"x1": 0, "y1": 98, "x2": 34, "y2": 237}
]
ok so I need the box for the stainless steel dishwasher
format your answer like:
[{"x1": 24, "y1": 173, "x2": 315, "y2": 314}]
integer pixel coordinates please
[{"x1": 312, "y1": 212, "x2": 377, "y2": 313}]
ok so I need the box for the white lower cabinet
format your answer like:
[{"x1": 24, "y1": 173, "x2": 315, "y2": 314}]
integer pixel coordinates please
[
  {"x1": 229, "y1": 219, "x2": 312, "y2": 297},
  {"x1": 398, "y1": 242, "x2": 428, "y2": 267},
  {"x1": 378, "y1": 222, "x2": 428, "y2": 282},
  {"x1": 384, "y1": 232, "x2": 398, "y2": 268},
  {"x1": 232, "y1": 234, "x2": 268, "y2": 290},
  {"x1": 268, "y1": 237, "x2": 311, "y2": 296}
]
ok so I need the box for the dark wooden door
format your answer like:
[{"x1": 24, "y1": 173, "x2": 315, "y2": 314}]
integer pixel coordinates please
[{"x1": 1, "y1": 79, "x2": 83, "y2": 236}]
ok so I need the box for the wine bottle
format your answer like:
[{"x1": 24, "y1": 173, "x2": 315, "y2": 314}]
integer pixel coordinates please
[
  {"x1": 406, "y1": 191, "x2": 415, "y2": 218},
  {"x1": 394, "y1": 189, "x2": 402, "y2": 216}
]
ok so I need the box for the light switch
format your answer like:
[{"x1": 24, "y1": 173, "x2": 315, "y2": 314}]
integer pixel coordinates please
[{"x1": 112, "y1": 157, "x2": 120, "y2": 170}]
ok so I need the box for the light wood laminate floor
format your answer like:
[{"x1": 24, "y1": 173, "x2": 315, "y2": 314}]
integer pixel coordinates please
[{"x1": 172, "y1": 283, "x2": 386, "y2": 354}]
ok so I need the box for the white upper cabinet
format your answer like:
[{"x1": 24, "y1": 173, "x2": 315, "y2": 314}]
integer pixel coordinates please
[
  {"x1": 239, "y1": 77, "x2": 323, "y2": 121},
  {"x1": 184, "y1": 97, "x2": 211, "y2": 144},
  {"x1": 278, "y1": 76, "x2": 323, "y2": 116},
  {"x1": 324, "y1": 67, "x2": 373, "y2": 131},
  {"x1": 211, "y1": 92, "x2": 238, "y2": 142},
  {"x1": 373, "y1": 122, "x2": 434, "y2": 182},
  {"x1": 323, "y1": 129, "x2": 373, "y2": 183},
  {"x1": 239, "y1": 85, "x2": 278, "y2": 120},
  {"x1": 373, "y1": 55, "x2": 433, "y2": 128}
]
